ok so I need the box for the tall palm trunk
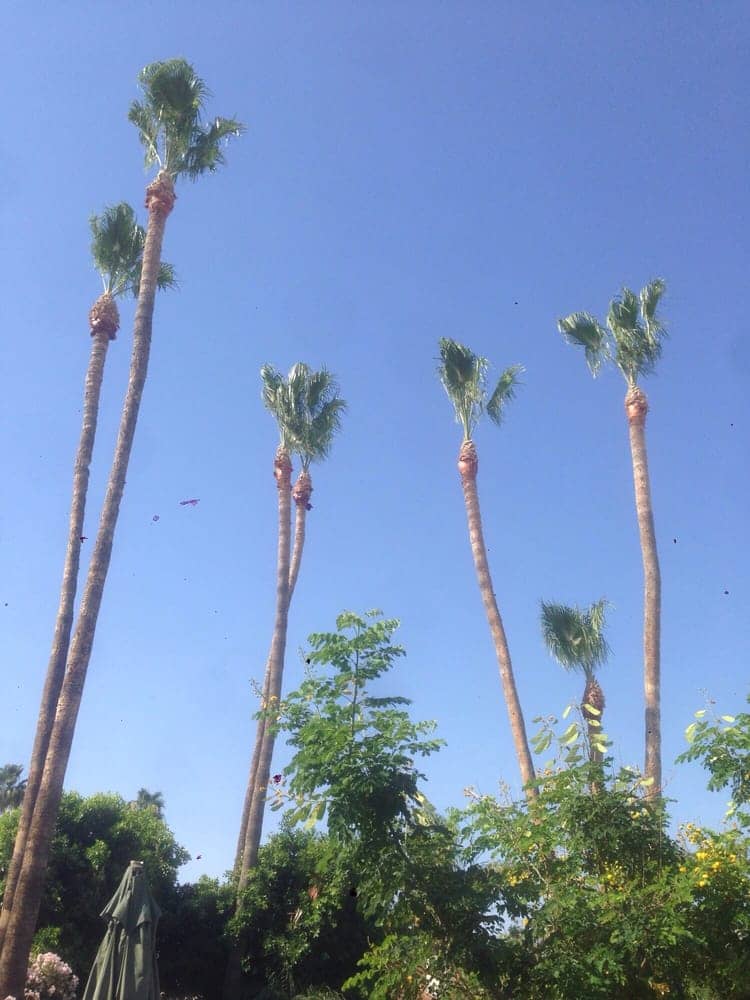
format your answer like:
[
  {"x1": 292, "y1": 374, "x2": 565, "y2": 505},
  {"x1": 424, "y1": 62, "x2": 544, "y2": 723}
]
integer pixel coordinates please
[
  {"x1": 0, "y1": 300, "x2": 116, "y2": 959},
  {"x1": 625, "y1": 385, "x2": 662, "y2": 797},
  {"x1": 238, "y1": 448, "x2": 293, "y2": 886},
  {"x1": 0, "y1": 173, "x2": 175, "y2": 1000},
  {"x1": 232, "y1": 469, "x2": 311, "y2": 872},
  {"x1": 224, "y1": 449, "x2": 292, "y2": 1000},
  {"x1": 458, "y1": 439, "x2": 537, "y2": 799}
]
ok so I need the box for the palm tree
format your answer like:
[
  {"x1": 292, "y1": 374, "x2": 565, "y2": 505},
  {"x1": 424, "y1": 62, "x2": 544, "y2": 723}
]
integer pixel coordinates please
[
  {"x1": 0, "y1": 766, "x2": 26, "y2": 815},
  {"x1": 0, "y1": 204, "x2": 174, "y2": 958},
  {"x1": 235, "y1": 362, "x2": 346, "y2": 884},
  {"x1": 134, "y1": 788, "x2": 165, "y2": 819},
  {"x1": 0, "y1": 61, "x2": 242, "y2": 999},
  {"x1": 558, "y1": 279, "x2": 666, "y2": 796},
  {"x1": 235, "y1": 365, "x2": 346, "y2": 887},
  {"x1": 540, "y1": 600, "x2": 610, "y2": 764},
  {"x1": 437, "y1": 338, "x2": 536, "y2": 799}
]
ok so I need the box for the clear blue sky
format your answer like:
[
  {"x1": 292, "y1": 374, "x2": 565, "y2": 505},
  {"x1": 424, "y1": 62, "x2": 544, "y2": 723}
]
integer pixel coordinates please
[{"x1": 1, "y1": 2, "x2": 747, "y2": 882}]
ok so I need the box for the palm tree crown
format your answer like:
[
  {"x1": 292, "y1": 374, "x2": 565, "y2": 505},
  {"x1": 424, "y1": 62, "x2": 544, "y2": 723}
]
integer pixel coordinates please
[
  {"x1": 557, "y1": 278, "x2": 666, "y2": 386},
  {"x1": 90, "y1": 203, "x2": 176, "y2": 299},
  {"x1": 540, "y1": 599, "x2": 610, "y2": 678},
  {"x1": 286, "y1": 363, "x2": 347, "y2": 469},
  {"x1": 437, "y1": 338, "x2": 522, "y2": 440},
  {"x1": 128, "y1": 58, "x2": 244, "y2": 181}
]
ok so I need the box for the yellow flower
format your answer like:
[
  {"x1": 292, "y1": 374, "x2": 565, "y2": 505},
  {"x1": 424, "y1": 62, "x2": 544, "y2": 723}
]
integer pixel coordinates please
[
  {"x1": 678, "y1": 866, "x2": 686, "y2": 873},
  {"x1": 712, "y1": 861, "x2": 721, "y2": 870}
]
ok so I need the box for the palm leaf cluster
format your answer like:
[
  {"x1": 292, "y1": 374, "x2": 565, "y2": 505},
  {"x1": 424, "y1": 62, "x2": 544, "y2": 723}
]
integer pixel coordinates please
[
  {"x1": 558, "y1": 278, "x2": 666, "y2": 385},
  {"x1": 438, "y1": 337, "x2": 522, "y2": 440},
  {"x1": 540, "y1": 599, "x2": 610, "y2": 677},
  {"x1": 260, "y1": 363, "x2": 346, "y2": 466},
  {"x1": 128, "y1": 58, "x2": 244, "y2": 180},
  {"x1": 90, "y1": 202, "x2": 176, "y2": 299}
]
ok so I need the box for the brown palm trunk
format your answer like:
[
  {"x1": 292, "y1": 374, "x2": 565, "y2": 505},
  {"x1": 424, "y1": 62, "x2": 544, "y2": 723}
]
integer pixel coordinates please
[
  {"x1": 232, "y1": 469, "x2": 310, "y2": 872},
  {"x1": 0, "y1": 173, "x2": 175, "y2": 1000},
  {"x1": 0, "y1": 299, "x2": 116, "y2": 959},
  {"x1": 625, "y1": 385, "x2": 662, "y2": 798},
  {"x1": 458, "y1": 439, "x2": 537, "y2": 799},
  {"x1": 582, "y1": 673, "x2": 606, "y2": 766},
  {"x1": 224, "y1": 449, "x2": 293, "y2": 1000}
]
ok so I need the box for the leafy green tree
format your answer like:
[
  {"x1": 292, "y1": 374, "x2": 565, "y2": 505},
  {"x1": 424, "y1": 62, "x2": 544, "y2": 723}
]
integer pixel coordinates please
[
  {"x1": 0, "y1": 204, "x2": 175, "y2": 959},
  {"x1": 540, "y1": 600, "x2": 610, "y2": 764},
  {"x1": 230, "y1": 826, "x2": 373, "y2": 1000},
  {"x1": 235, "y1": 366, "x2": 346, "y2": 878},
  {"x1": 558, "y1": 279, "x2": 667, "y2": 797},
  {"x1": 437, "y1": 338, "x2": 536, "y2": 798},
  {"x1": 0, "y1": 62, "x2": 241, "y2": 1000},
  {"x1": 0, "y1": 768, "x2": 26, "y2": 815},
  {"x1": 0, "y1": 792, "x2": 188, "y2": 980},
  {"x1": 677, "y1": 693, "x2": 750, "y2": 828}
]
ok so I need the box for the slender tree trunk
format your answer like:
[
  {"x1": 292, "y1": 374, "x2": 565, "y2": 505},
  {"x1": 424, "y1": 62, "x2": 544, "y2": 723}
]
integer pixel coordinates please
[
  {"x1": 232, "y1": 470, "x2": 311, "y2": 872},
  {"x1": 458, "y1": 439, "x2": 537, "y2": 799},
  {"x1": 625, "y1": 385, "x2": 662, "y2": 798},
  {"x1": 0, "y1": 173, "x2": 175, "y2": 1000},
  {"x1": 0, "y1": 302, "x2": 116, "y2": 959},
  {"x1": 224, "y1": 449, "x2": 293, "y2": 1000}
]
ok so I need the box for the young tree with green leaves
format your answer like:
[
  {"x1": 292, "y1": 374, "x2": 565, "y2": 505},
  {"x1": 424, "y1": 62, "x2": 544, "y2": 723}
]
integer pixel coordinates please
[
  {"x1": 0, "y1": 61, "x2": 242, "y2": 999},
  {"x1": 540, "y1": 599, "x2": 610, "y2": 764},
  {"x1": 233, "y1": 365, "x2": 345, "y2": 877},
  {"x1": 558, "y1": 279, "x2": 666, "y2": 796},
  {"x1": 437, "y1": 338, "x2": 536, "y2": 799},
  {"x1": 0, "y1": 204, "x2": 174, "y2": 959},
  {"x1": 0, "y1": 768, "x2": 26, "y2": 815}
]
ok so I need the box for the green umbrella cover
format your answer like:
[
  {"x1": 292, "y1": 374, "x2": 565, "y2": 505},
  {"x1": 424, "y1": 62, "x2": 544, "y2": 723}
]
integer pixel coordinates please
[{"x1": 82, "y1": 861, "x2": 162, "y2": 1000}]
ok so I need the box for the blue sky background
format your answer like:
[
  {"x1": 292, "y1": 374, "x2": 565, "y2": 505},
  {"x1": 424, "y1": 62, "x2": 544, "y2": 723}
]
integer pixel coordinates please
[{"x1": 1, "y1": 2, "x2": 747, "y2": 882}]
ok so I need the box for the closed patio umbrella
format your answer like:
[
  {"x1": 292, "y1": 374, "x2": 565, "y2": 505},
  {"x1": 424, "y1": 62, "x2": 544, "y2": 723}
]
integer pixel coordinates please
[{"x1": 82, "y1": 861, "x2": 161, "y2": 1000}]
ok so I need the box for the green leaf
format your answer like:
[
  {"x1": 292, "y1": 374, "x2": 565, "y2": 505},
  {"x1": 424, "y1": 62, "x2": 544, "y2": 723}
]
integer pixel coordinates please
[
  {"x1": 694, "y1": 709, "x2": 707, "y2": 718},
  {"x1": 685, "y1": 722, "x2": 698, "y2": 743},
  {"x1": 721, "y1": 715, "x2": 736, "y2": 723},
  {"x1": 562, "y1": 704, "x2": 573, "y2": 720}
]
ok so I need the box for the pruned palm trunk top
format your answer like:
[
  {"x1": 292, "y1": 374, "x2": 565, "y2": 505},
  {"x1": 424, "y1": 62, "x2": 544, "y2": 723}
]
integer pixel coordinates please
[
  {"x1": 458, "y1": 439, "x2": 537, "y2": 799},
  {"x1": 0, "y1": 305, "x2": 115, "y2": 958},
  {"x1": 0, "y1": 174, "x2": 175, "y2": 1000},
  {"x1": 233, "y1": 469, "x2": 311, "y2": 873},
  {"x1": 625, "y1": 385, "x2": 662, "y2": 798}
]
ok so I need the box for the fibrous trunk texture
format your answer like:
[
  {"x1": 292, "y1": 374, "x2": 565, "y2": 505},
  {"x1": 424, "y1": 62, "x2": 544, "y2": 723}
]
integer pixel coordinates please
[
  {"x1": 232, "y1": 469, "x2": 311, "y2": 873},
  {"x1": 458, "y1": 439, "x2": 537, "y2": 799},
  {"x1": 0, "y1": 173, "x2": 174, "y2": 1000},
  {"x1": 625, "y1": 385, "x2": 662, "y2": 798},
  {"x1": 0, "y1": 308, "x2": 115, "y2": 958},
  {"x1": 582, "y1": 674, "x2": 606, "y2": 765}
]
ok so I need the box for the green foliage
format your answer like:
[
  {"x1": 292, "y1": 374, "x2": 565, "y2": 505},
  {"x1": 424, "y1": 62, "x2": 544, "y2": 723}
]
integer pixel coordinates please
[
  {"x1": 0, "y1": 792, "x2": 188, "y2": 979},
  {"x1": 539, "y1": 599, "x2": 610, "y2": 675},
  {"x1": 260, "y1": 363, "x2": 346, "y2": 468},
  {"x1": 158, "y1": 876, "x2": 234, "y2": 1000},
  {"x1": 230, "y1": 826, "x2": 373, "y2": 1000},
  {"x1": 437, "y1": 338, "x2": 523, "y2": 440},
  {"x1": 89, "y1": 202, "x2": 176, "y2": 297},
  {"x1": 558, "y1": 278, "x2": 667, "y2": 386},
  {"x1": 0, "y1": 763, "x2": 26, "y2": 813},
  {"x1": 677, "y1": 694, "x2": 750, "y2": 826},
  {"x1": 272, "y1": 611, "x2": 443, "y2": 854},
  {"x1": 128, "y1": 58, "x2": 244, "y2": 180}
]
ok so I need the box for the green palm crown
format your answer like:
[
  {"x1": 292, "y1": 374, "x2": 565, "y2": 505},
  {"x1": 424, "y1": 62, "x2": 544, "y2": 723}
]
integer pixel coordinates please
[
  {"x1": 90, "y1": 202, "x2": 176, "y2": 298},
  {"x1": 260, "y1": 363, "x2": 346, "y2": 465},
  {"x1": 557, "y1": 278, "x2": 666, "y2": 386},
  {"x1": 437, "y1": 337, "x2": 523, "y2": 441},
  {"x1": 540, "y1": 599, "x2": 610, "y2": 679},
  {"x1": 128, "y1": 58, "x2": 244, "y2": 180}
]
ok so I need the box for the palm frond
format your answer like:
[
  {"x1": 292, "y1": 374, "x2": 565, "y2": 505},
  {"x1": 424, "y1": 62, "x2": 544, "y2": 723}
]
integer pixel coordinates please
[
  {"x1": 557, "y1": 311, "x2": 609, "y2": 376},
  {"x1": 608, "y1": 284, "x2": 664, "y2": 384},
  {"x1": 131, "y1": 59, "x2": 243, "y2": 181},
  {"x1": 90, "y1": 203, "x2": 144, "y2": 296},
  {"x1": 486, "y1": 364, "x2": 523, "y2": 426},
  {"x1": 300, "y1": 398, "x2": 347, "y2": 467},
  {"x1": 540, "y1": 599, "x2": 610, "y2": 674},
  {"x1": 437, "y1": 338, "x2": 488, "y2": 439}
]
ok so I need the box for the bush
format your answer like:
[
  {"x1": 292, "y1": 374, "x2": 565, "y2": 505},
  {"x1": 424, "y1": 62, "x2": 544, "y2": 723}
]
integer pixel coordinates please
[{"x1": 24, "y1": 952, "x2": 79, "y2": 1000}]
